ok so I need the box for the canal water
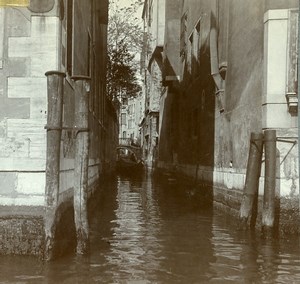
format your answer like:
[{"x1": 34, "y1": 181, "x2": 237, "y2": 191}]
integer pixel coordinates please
[{"x1": 1, "y1": 172, "x2": 300, "y2": 283}]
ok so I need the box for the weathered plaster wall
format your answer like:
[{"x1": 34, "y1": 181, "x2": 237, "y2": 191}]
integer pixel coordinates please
[
  {"x1": 73, "y1": 0, "x2": 91, "y2": 76},
  {"x1": 158, "y1": 0, "x2": 181, "y2": 165},
  {"x1": 157, "y1": 0, "x2": 300, "y2": 235},
  {"x1": 179, "y1": 0, "x2": 214, "y2": 167},
  {"x1": 163, "y1": 0, "x2": 180, "y2": 79},
  {"x1": 148, "y1": 0, "x2": 165, "y2": 51},
  {"x1": 159, "y1": 89, "x2": 175, "y2": 163},
  {"x1": 216, "y1": 0, "x2": 264, "y2": 170},
  {"x1": 212, "y1": 1, "x2": 299, "y2": 233}
]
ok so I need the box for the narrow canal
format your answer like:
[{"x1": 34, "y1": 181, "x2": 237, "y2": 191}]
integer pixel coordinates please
[{"x1": 1, "y1": 172, "x2": 300, "y2": 283}]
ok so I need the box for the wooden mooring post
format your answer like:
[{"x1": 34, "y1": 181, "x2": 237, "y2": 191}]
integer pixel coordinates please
[
  {"x1": 262, "y1": 129, "x2": 277, "y2": 234},
  {"x1": 239, "y1": 132, "x2": 263, "y2": 228},
  {"x1": 44, "y1": 71, "x2": 66, "y2": 260},
  {"x1": 72, "y1": 75, "x2": 91, "y2": 254}
]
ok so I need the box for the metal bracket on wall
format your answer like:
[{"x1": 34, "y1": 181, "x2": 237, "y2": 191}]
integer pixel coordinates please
[
  {"x1": 252, "y1": 137, "x2": 297, "y2": 165},
  {"x1": 276, "y1": 138, "x2": 298, "y2": 166},
  {"x1": 44, "y1": 125, "x2": 89, "y2": 138}
]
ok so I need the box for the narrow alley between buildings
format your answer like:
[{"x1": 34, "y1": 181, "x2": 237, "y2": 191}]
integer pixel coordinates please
[{"x1": 0, "y1": 0, "x2": 300, "y2": 282}]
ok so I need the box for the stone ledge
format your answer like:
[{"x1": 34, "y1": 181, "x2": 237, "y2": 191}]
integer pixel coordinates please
[
  {"x1": 264, "y1": 9, "x2": 289, "y2": 23},
  {"x1": 0, "y1": 205, "x2": 44, "y2": 217}
]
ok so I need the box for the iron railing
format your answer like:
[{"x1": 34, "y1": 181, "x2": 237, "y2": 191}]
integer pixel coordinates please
[{"x1": 119, "y1": 138, "x2": 132, "y2": 146}]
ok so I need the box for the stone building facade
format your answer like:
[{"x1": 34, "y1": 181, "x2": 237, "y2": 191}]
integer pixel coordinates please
[
  {"x1": 148, "y1": 0, "x2": 300, "y2": 234},
  {"x1": 141, "y1": 0, "x2": 165, "y2": 168},
  {"x1": 0, "y1": 0, "x2": 117, "y2": 257},
  {"x1": 119, "y1": 94, "x2": 144, "y2": 146}
]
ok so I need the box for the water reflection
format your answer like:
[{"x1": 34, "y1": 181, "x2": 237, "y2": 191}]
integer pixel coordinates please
[
  {"x1": 105, "y1": 175, "x2": 163, "y2": 282},
  {"x1": 210, "y1": 213, "x2": 300, "y2": 284},
  {"x1": 151, "y1": 175, "x2": 215, "y2": 283},
  {"x1": 1, "y1": 173, "x2": 300, "y2": 283}
]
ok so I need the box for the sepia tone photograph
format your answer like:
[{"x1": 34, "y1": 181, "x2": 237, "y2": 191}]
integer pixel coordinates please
[{"x1": 0, "y1": 0, "x2": 299, "y2": 283}]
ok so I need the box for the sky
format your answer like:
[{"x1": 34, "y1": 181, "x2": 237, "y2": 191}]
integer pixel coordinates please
[{"x1": 112, "y1": 0, "x2": 144, "y2": 20}]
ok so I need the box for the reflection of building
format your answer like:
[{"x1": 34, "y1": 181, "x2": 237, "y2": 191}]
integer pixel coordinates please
[
  {"x1": 143, "y1": 0, "x2": 299, "y2": 232},
  {"x1": 0, "y1": 0, "x2": 117, "y2": 256}
]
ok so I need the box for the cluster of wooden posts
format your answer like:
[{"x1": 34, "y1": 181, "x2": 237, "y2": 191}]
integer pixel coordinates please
[
  {"x1": 239, "y1": 130, "x2": 293, "y2": 234},
  {"x1": 44, "y1": 71, "x2": 90, "y2": 260}
]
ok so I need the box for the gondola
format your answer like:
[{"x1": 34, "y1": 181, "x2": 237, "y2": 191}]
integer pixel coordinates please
[{"x1": 116, "y1": 145, "x2": 144, "y2": 173}]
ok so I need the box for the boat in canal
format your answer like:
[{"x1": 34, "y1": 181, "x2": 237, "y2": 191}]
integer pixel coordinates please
[{"x1": 116, "y1": 145, "x2": 144, "y2": 174}]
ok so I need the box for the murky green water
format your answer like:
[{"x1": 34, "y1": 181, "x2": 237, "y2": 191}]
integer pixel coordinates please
[{"x1": 1, "y1": 172, "x2": 300, "y2": 283}]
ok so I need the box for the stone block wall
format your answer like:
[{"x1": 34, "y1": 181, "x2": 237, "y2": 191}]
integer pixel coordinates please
[
  {"x1": 0, "y1": 5, "x2": 59, "y2": 256},
  {"x1": 0, "y1": 0, "x2": 115, "y2": 257},
  {"x1": 0, "y1": 7, "x2": 59, "y2": 207}
]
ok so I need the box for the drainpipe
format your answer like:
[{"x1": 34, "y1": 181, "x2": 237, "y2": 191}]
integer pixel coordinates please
[
  {"x1": 210, "y1": 2, "x2": 225, "y2": 112},
  {"x1": 210, "y1": 25, "x2": 223, "y2": 90},
  {"x1": 262, "y1": 129, "x2": 277, "y2": 235},
  {"x1": 239, "y1": 132, "x2": 263, "y2": 228},
  {"x1": 71, "y1": 75, "x2": 91, "y2": 254},
  {"x1": 44, "y1": 70, "x2": 66, "y2": 260}
]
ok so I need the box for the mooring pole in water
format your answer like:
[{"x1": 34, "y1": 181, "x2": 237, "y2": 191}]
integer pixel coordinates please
[
  {"x1": 262, "y1": 129, "x2": 277, "y2": 234},
  {"x1": 239, "y1": 132, "x2": 263, "y2": 228},
  {"x1": 71, "y1": 75, "x2": 91, "y2": 254},
  {"x1": 44, "y1": 71, "x2": 66, "y2": 260}
]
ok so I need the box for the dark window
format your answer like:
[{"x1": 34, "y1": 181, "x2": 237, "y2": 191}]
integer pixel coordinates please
[
  {"x1": 121, "y1": 113, "x2": 126, "y2": 125},
  {"x1": 128, "y1": 119, "x2": 134, "y2": 129},
  {"x1": 122, "y1": 98, "x2": 128, "y2": 105}
]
